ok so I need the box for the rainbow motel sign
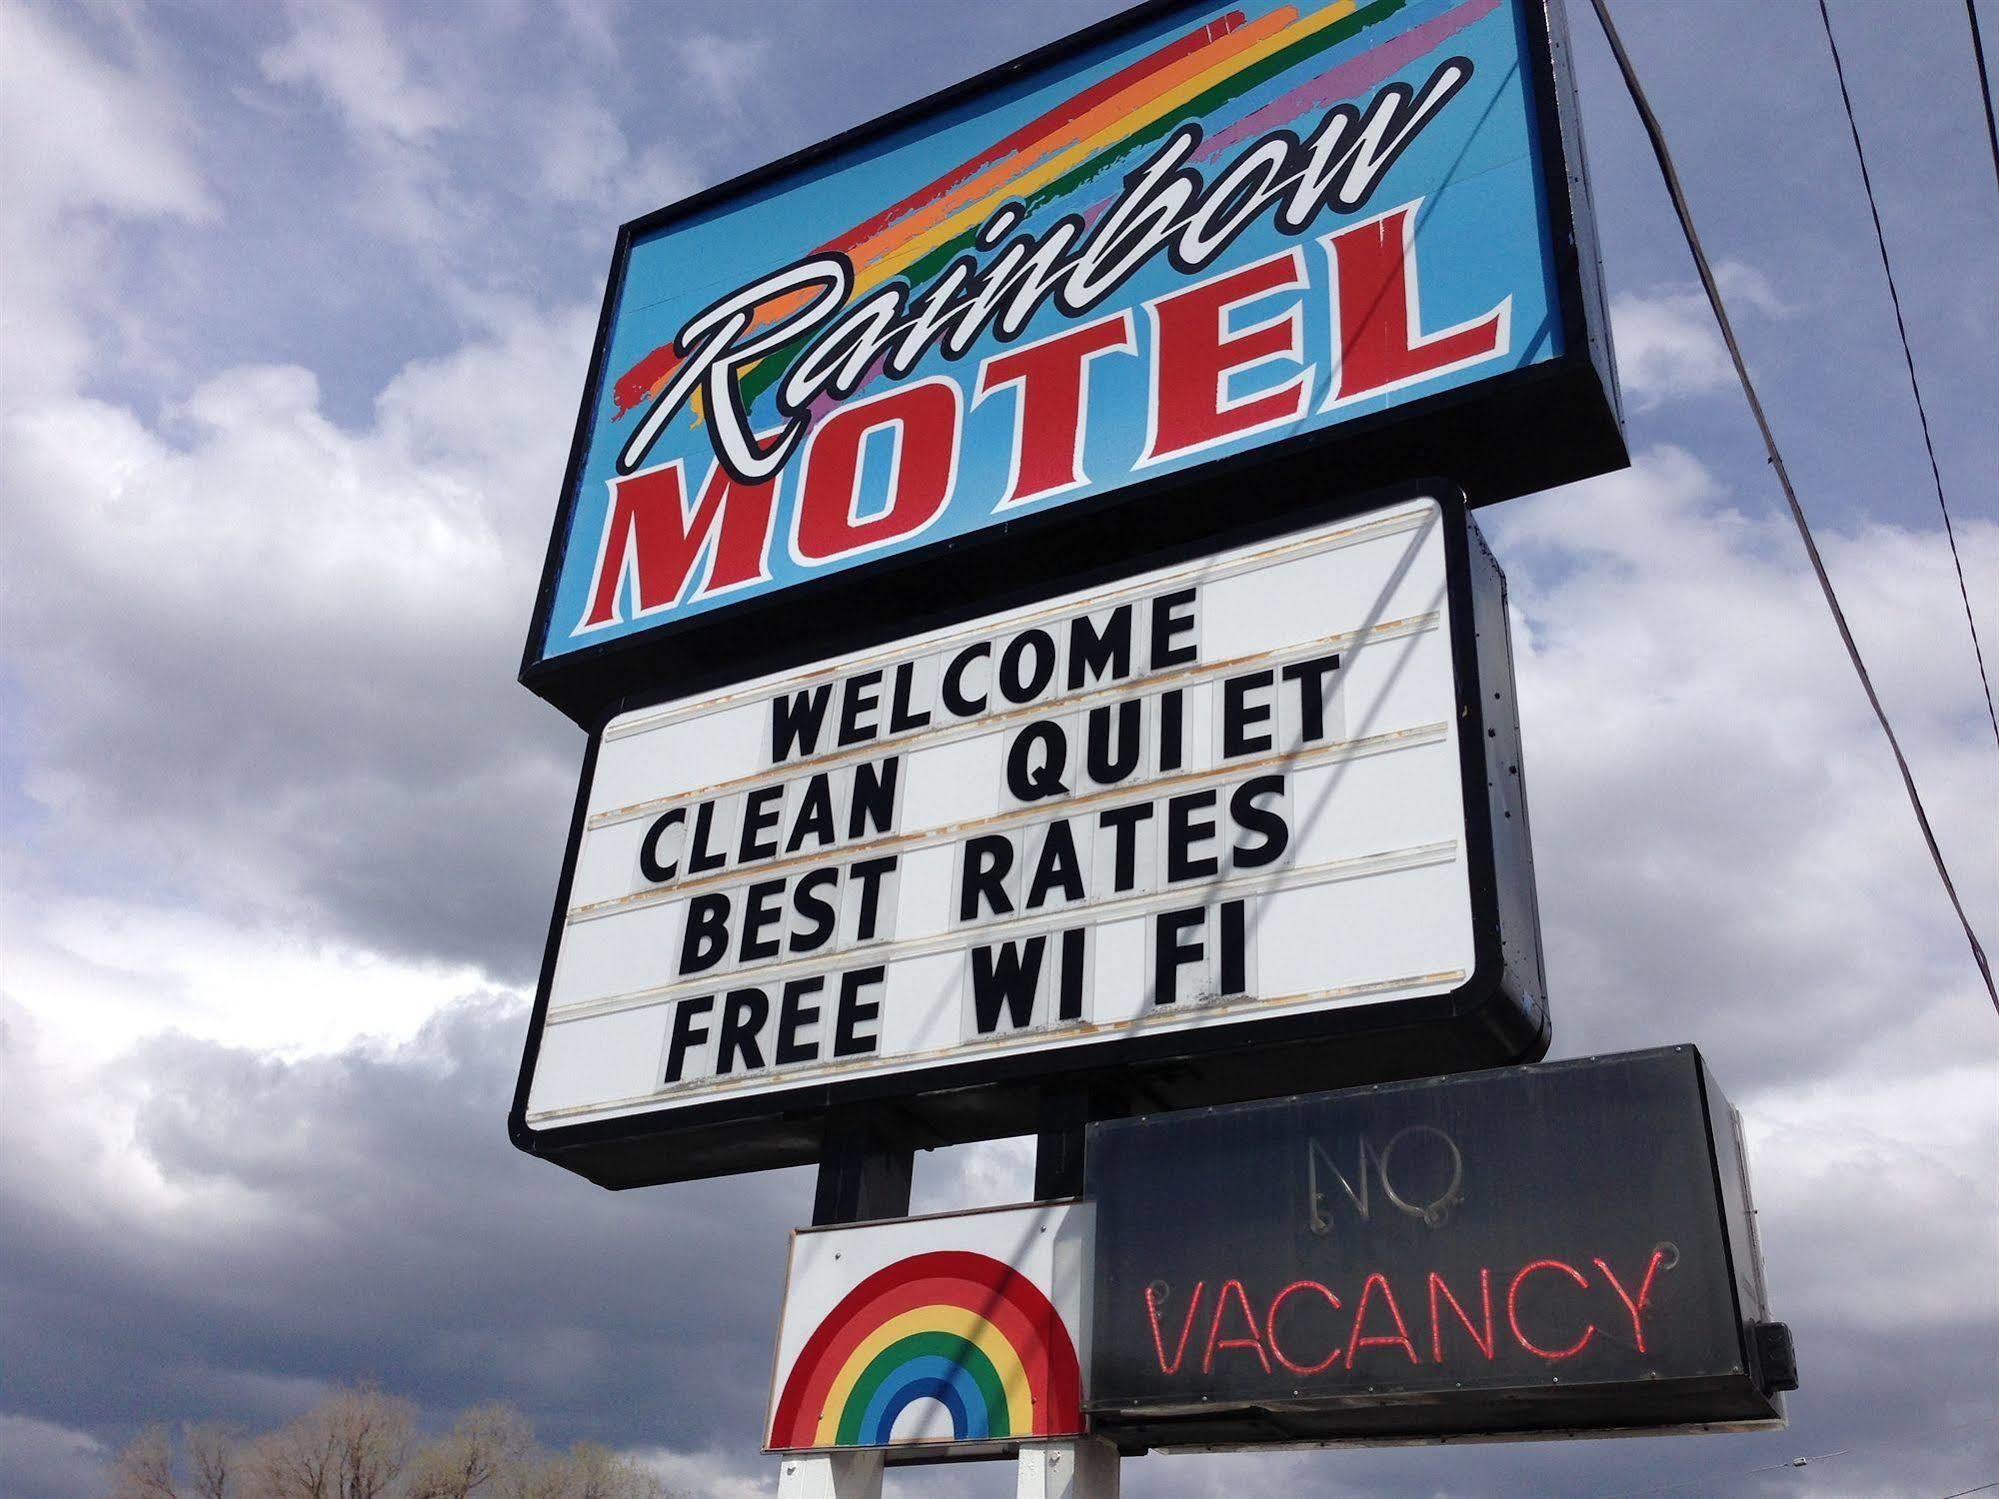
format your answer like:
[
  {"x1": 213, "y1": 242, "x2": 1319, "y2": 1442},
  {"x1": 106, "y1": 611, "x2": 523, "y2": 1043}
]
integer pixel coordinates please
[
  {"x1": 517, "y1": 0, "x2": 1620, "y2": 722},
  {"x1": 511, "y1": 0, "x2": 1624, "y2": 1188},
  {"x1": 495, "y1": 0, "x2": 1810, "y2": 1470}
]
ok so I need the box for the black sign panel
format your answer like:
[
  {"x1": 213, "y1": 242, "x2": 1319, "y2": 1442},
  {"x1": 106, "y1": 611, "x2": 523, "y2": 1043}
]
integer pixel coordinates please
[{"x1": 1085, "y1": 1048, "x2": 1789, "y2": 1446}]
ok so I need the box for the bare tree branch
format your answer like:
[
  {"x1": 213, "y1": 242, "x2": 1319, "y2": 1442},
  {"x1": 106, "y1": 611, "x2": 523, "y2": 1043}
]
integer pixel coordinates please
[
  {"x1": 111, "y1": 1388, "x2": 675, "y2": 1499},
  {"x1": 185, "y1": 1424, "x2": 237, "y2": 1499},
  {"x1": 407, "y1": 1404, "x2": 533, "y2": 1499},
  {"x1": 250, "y1": 1387, "x2": 414, "y2": 1499},
  {"x1": 107, "y1": 1427, "x2": 179, "y2": 1499}
]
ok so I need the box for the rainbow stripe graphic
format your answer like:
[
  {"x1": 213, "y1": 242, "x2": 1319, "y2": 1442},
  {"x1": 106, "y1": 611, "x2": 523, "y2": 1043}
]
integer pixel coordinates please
[
  {"x1": 608, "y1": 0, "x2": 1509, "y2": 425},
  {"x1": 536, "y1": 0, "x2": 1561, "y2": 666},
  {"x1": 767, "y1": 1250, "x2": 1083, "y2": 1450}
]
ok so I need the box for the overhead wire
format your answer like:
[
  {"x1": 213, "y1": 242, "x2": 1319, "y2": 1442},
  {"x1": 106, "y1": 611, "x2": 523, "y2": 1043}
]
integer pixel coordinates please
[
  {"x1": 1588, "y1": 1415, "x2": 1997, "y2": 1498},
  {"x1": 1591, "y1": 1445, "x2": 1851, "y2": 1499},
  {"x1": 1816, "y1": 0, "x2": 1997, "y2": 751},
  {"x1": 1969, "y1": 0, "x2": 1999, "y2": 194},
  {"x1": 1582, "y1": 0, "x2": 1997, "y2": 1013}
]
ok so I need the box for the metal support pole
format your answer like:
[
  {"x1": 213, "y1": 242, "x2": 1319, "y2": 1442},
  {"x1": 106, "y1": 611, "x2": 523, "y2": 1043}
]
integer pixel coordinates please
[
  {"x1": 1034, "y1": 1079, "x2": 1128, "y2": 1200},
  {"x1": 1015, "y1": 1439, "x2": 1121, "y2": 1499},
  {"x1": 1033, "y1": 1084, "x2": 1091, "y2": 1201},
  {"x1": 771, "y1": 1112, "x2": 911, "y2": 1494},
  {"x1": 1023, "y1": 1093, "x2": 1122, "y2": 1494},
  {"x1": 773, "y1": 1106, "x2": 1122, "y2": 1494},
  {"x1": 811, "y1": 1110, "x2": 913, "y2": 1226},
  {"x1": 775, "y1": 1451, "x2": 884, "y2": 1499}
]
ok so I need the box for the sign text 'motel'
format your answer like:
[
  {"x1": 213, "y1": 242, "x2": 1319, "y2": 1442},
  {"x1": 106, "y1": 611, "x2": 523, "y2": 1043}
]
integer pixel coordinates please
[
  {"x1": 519, "y1": 0, "x2": 1622, "y2": 722},
  {"x1": 509, "y1": 492, "x2": 1545, "y2": 1185}
]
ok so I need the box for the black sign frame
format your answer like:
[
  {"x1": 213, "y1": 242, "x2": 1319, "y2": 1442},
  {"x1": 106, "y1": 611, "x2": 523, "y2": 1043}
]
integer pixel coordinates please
[
  {"x1": 517, "y1": 0, "x2": 1623, "y2": 726},
  {"x1": 1083, "y1": 1047, "x2": 1791, "y2": 1448},
  {"x1": 508, "y1": 482, "x2": 1548, "y2": 1188}
]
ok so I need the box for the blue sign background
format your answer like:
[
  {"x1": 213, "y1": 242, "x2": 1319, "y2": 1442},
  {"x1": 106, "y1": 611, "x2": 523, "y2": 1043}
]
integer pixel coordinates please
[{"x1": 538, "y1": 0, "x2": 1562, "y2": 666}]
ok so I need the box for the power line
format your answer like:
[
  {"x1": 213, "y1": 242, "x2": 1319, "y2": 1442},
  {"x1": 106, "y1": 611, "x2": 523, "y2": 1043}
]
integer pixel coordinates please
[
  {"x1": 1816, "y1": 0, "x2": 1998, "y2": 751},
  {"x1": 1970, "y1": 0, "x2": 1999, "y2": 194},
  {"x1": 1589, "y1": 1416, "x2": 1997, "y2": 1499},
  {"x1": 1593, "y1": 1446, "x2": 1851, "y2": 1498},
  {"x1": 1583, "y1": 0, "x2": 1998, "y2": 1013},
  {"x1": 1941, "y1": 1483, "x2": 1999, "y2": 1499}
]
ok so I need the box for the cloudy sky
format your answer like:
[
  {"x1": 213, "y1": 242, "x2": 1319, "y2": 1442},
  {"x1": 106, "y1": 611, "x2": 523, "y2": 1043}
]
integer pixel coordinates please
[{"x1": 2, "y1": 1, "x2": 1994, "y2": 1497}]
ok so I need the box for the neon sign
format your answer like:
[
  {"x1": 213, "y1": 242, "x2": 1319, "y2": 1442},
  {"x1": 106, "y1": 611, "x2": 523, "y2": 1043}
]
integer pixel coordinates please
[
  {"x1": 1086, "y1": 1049, "x2": 1795, "y2": 1444},
  {"x1": 1139, "y1": 1247, "x2": 1670, "y2": 1379}
]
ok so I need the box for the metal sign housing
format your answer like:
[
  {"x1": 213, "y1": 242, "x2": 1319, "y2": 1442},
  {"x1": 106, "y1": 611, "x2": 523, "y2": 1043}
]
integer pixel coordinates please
[
  {"x1": 509, "y1": 486, "x2": 1545, "y2": 1188},
  {"x1": 1085, "y1": 1048, "x2": 1793, "y2": 1446},
  {"x1": 521, "y1": 0, "x2": 1621, "y2": 722}
]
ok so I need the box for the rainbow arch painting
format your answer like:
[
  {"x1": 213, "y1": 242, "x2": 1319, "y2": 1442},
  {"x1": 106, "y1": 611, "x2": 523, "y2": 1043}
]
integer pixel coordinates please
[{"x1": 766, "y1": 1206, "x2": 1091, "y2": 1452}]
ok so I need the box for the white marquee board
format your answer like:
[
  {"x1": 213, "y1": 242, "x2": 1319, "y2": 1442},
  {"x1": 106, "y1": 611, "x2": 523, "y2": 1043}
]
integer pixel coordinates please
[{"x1": 511, "y1": 491, "x2": 1543, "y2": 1182}]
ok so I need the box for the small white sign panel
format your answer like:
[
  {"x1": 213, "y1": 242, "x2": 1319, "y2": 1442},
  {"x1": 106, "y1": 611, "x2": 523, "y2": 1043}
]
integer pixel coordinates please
[
  {"x1": 522, "y1": 495, "x2": 1481, "y2": 1134},
  {"x1": 766, "y1": 1202, "x2": 1094, "y2": 1453}
]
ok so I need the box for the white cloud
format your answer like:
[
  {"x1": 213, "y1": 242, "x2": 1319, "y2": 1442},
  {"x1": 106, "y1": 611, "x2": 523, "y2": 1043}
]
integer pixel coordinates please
[
  {"x1": 0, "y1": 1415, "x2": 108, "y2": 1499},
  {"x1": 1709, "y1": 261, "x2": 1787, "y2": 320},
  {"x1": 1609, "y1": 261, "x2": 1788, "y2": 411},
  {"x1": 0, "y1": 3, "x2": 599, "y2": 1052},
  {"x1": 0, "y1": 1, "x2": 213, "y2": 399},
  {"x1": 251, "y1": 1, "x2": 702, "y2": 280},
  {"x1": 911, "y1": 1136, "x2": 1036, "y2": 1217},
  {"x1": 1491, "y1": 447, "x2": 1996, "y2": 1084},
  {"x1": 256, "y1": 0, "x2": 474, "y2": 268},
  {"x1": 0, "y1": 299, "x2": 595, "y2": 1020},
  {"x1": 1748, "y1": 1062, "x2": 1998, "y2": 1337},
  {"x1": 532, "y1": 95, "x2": 631, "y2": 204},
  {"x1": 258, "y1": 0, "x2": 452, "y2": 145},
  {"x1": 530, "y1": 94, "x2": 698, "y2": 215},
  {"x1": 629, "y1": 1445, "x2": 772, "y2": 1499},
  {"x1": 4, "y1": 893, "x2": 495, "y2": 1065},
  {"x1": 552, "y1": 0, "x2": 625, "y2": 66},
  {"x1": 0, "y1": 5, "x2": 211, "y2": 219},
  {"x1": 1610, "y1": 286, "x2": 1732, "y2": 407},
  {"x1": 0, "y1": 994, "x2": 803, "y2": 1488},
  {"x1": 677, "y1": 33, "x2": 771, "y2": 118}
]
